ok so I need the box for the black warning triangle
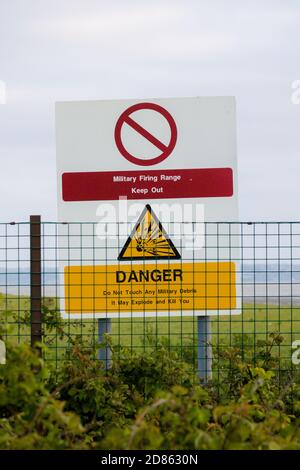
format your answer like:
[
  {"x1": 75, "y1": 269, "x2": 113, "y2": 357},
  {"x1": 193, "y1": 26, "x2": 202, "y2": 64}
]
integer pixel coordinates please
[{"x1": 118, "y1": 205, "x2": 181, "y2": 261}]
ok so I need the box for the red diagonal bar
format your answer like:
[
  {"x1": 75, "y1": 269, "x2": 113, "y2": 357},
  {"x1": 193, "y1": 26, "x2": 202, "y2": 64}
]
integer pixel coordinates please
[
  {"x1": 62, "y1": 168, "x2": 233, "y2": 201},
  {"x1": 124, "y1": 116, "x2": 168, "y2": 152}
]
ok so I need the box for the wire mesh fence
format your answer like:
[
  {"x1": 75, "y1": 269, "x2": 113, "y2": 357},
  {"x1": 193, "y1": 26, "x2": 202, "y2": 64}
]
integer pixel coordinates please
[{"x1": 0, "y1": 219, "x2": 300, "y2": 385}]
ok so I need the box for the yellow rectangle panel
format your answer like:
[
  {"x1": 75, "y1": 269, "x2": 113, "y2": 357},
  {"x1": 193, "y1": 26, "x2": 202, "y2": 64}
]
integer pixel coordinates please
[{"x1": 64, "y1": 262, "x2": 236, "y2": 315}]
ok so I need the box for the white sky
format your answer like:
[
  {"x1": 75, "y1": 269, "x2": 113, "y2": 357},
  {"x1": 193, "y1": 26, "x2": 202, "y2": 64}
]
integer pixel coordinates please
[{"x1": 0, "y1": 0, "x2": 300, "y2": 222}]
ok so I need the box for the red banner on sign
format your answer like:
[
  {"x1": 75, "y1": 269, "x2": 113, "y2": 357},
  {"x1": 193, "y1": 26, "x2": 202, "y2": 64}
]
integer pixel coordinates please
[{"x1": 62, "y1": 168, "x2": 233, "y2": 201}]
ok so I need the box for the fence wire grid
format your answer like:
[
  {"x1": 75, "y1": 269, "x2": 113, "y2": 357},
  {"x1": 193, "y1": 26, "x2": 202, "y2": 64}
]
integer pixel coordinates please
[{"x1": 0, "y1": 220, "x2": 300, "y2": 386}]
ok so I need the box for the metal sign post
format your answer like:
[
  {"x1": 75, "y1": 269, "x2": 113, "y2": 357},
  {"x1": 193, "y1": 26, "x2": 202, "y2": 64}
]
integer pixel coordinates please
[
  {"x1": 197, "y1": 316, "x2": 212, "y2": 381},
  {"x1": 98, "y1": 318, "x2": 112, "y2": 369}
]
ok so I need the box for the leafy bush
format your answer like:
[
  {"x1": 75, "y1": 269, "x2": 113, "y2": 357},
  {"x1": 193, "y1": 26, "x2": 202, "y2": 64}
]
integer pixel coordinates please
[
  {"x1": 0, "y1": 343, "x2": 84, "y2": 449},
  {"x1": 1, "y1": 334, "x2": 300, "y2": 450}
]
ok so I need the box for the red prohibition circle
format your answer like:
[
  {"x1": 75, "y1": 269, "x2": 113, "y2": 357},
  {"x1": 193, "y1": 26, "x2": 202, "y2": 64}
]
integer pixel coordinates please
[{"x1": 114, "y1": 102, "x2": 177, "y2": 166}]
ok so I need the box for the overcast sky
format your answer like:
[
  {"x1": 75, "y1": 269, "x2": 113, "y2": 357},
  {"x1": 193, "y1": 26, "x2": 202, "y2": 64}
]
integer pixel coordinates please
[{"x1": 0, "y1": 0, "x2": 300, "y2": 222}]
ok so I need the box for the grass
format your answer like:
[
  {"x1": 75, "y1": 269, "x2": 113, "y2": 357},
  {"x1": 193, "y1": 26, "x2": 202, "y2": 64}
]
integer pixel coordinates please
[{"x1": 1, "y1": 292, "x2": 300, "y2": 368}]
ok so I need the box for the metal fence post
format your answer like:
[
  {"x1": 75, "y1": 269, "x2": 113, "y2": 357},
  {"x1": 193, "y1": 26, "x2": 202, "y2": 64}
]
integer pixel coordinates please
[
  {"x1": 30, "y1": 215, "x2": 42, "y2": 350},
  {"x1": 98, "y1": 318, "x2": 112, "y2": 369},
  {"x1": 197, "y1": 316, "x2": 212, "y2": 381}
]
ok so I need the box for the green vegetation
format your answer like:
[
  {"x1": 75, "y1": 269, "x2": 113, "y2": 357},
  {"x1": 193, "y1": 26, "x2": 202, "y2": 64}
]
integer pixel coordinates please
[
  {"x1": 0, "y1": 334, "x2": 300, "y2": 450},
  {"x1": 1, "y1": 293, "x2": 299, "y2": 369},
  {"x1": 1, "y1": 293, "x2": 300, "y2": 449}
]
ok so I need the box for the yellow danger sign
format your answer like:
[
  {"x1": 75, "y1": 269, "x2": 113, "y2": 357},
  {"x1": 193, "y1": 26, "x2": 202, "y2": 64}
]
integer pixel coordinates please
[
  {"x1": 118, "y1": 204, "x2": 180, "y2": 261},
  {"x1": 64, "y1": 261, "x2": 236, "y2": 316}
]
